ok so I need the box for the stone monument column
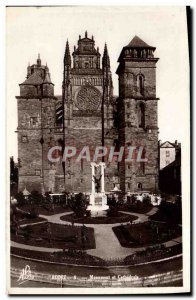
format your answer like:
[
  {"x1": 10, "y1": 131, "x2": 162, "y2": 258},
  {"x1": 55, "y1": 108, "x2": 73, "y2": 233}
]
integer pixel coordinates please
[{"x1": 100, "y1": 162, "x2": 106, "y2": 193}]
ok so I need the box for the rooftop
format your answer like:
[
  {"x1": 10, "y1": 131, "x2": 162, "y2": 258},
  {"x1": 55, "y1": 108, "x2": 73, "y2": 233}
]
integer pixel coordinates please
[{"x1": 126, "y1": 35, "x2": 155, "y2": 49}]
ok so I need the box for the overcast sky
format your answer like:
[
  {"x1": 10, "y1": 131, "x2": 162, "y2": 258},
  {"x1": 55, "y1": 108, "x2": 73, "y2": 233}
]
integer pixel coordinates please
[{"x1": 6, "y1": 6, "x2": 189, "y2": 159}]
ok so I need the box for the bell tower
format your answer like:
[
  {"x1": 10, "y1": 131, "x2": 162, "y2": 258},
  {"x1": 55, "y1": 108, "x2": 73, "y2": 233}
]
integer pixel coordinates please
[
  {"x1": 17, "y1": 54, "x2": 56, "y2": 192},
  {"x1": 116, "y1": 36, "x2": 159, "y2": 193}
]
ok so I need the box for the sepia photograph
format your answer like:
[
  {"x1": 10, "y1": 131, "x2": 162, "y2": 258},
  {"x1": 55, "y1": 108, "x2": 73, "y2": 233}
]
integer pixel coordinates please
[{"x1": 6, "y1": 6, "x2": 190, "y2": 294}]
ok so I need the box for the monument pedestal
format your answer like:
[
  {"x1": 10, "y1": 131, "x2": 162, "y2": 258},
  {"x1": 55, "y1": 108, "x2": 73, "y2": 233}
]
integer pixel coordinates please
[
  {"x1": 87, "y1": 192, "x2": 109, "y2": 217},
  {"x1": 86, "y1": 162, "x2": 109, "y2": 217}
]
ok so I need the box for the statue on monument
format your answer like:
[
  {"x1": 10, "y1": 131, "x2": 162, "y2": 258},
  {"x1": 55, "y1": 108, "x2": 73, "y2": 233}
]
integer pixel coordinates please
[
  {"x1": 87, "y1": 162, "x2": 109, "y2": 217},
  {"x1": 93, "y1": 174, "x2": 102, "y2": 193}
]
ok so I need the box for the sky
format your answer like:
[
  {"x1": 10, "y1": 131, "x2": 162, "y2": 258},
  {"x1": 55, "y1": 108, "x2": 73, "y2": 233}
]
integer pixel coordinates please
[{"x1": 6, "y1": 6, "x2": 189, "y2": 159}]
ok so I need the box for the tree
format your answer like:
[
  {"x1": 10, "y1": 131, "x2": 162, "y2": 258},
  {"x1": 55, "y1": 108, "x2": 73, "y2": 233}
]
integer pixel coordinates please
[
  {"x1": 107, "y1": 205, "x2": 118, "y2": 217},
  {"x1": 29, "y1": 190, "x2": 44, "y2": 204},
  {"x1": 15, "y1": 192, "x2": 25, "y2": 206},
  {"x1": 143, "y1": 195, "x2": 151, "y2": 206},
  {"x1": 10, "y1": 157, "x2": 18, "y2": 196},
  {"x1": 70, "y1": 193, "x2": 87, "y2": 217},
  {"x1": 44, "y1": 192, "x2": 51, "y2": 203}
]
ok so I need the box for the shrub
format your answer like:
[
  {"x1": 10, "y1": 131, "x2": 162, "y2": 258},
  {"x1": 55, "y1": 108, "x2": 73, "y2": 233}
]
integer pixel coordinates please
[
  {"x1": 29, "y1": 190, "x2": 44, "y2": 204},
  {"x1": 70, "y1": 193, "x2": 87, "y2": 217},
  {"x1": 107, "y1": 206, "x2": 118, "y2": 217},
  {"x1": 143, "y1": 195, "x2": 151, "y2": 205},
  {"x1": 15, "y1": 192, "x2": 26, "y2": 206}
]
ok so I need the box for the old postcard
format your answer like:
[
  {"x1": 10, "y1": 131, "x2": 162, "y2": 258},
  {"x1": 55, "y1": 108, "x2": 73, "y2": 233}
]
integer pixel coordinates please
[{"x1": 7, "y1": 6, "x2": 190, "y2": 294}]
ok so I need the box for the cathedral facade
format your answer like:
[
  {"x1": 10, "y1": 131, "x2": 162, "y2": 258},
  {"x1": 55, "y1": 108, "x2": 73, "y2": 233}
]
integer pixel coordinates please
[{"x1": 16, "y1": 32, "x2": 159, "y2": 194}]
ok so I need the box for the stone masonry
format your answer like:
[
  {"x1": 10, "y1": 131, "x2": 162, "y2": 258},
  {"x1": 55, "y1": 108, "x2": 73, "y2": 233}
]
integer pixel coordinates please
[{"x1": 16, "y1": 33, "x2": 159, "y2": 194}]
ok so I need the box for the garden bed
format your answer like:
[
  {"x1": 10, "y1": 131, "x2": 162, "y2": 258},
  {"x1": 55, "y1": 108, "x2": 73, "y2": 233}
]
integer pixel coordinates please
[
  {"x1": 11, "y1": 247, "x2": 103, "y2": 265},
  {"x1": 60, "y1": 212, "x2": 138, "y2": 224},
  {"x1": 11, "y1": 243, "x2": 182, "y2": 268},
  {"x1": 17, "y1": 217, "x2": 47, "y2": 226},
  {"x1": 113, "y1": 221, "x2": 182, "y2": 248},
  {"x1": 150, "y1": 202, "x2": 182, "y2": 224},
  {"x1": 120, "y1": 203, "x2": 153, "y2": 214},
  {"x1": 11, "y1": 222, "x2": 95, "y2": 250},
  {"x1": 124, "y1": 244, "x2": 182, "y2": 264},
  {"x1": 17, "y1": 204, "x2": 72, "y2": 216}
]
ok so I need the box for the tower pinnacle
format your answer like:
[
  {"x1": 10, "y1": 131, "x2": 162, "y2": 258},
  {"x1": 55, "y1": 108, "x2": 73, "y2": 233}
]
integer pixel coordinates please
[
  {"x1": 102, "y1": 43, "x2": 110, "y2": 69},
  {"x1": 43, "y1": 67, "x2": 52, "y2": 83},
  {"x1": 27, "y1": 62, "x2": 31, "y2": 78},
  {"x1": 37, "y1": 53, "x2": 41, "y2": 66},
  {"x1": 64, "y1": 40, "x2": 71, "y2": 66}
]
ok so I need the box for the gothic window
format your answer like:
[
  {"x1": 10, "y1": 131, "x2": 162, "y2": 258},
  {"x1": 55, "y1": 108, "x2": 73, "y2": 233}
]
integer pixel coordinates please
[
  {"x1": 133, "y1": 49, "x2": 137, "y2": 57},
  {"x1": 126, "y1": 73, "x2": 133, "y2": 85},
  {"x1": 140, "y1": 162, "x2": 145, "y2": 174},
  {"x1": 138, "y1": 75, "x2": 144, "y2": 95},
  {"x1": 76, "y1": 86, "x2": 101, "y2": 110},
  {"x1": 138, "y1": 102, "x2": 145, "y2": 128},
  {"x1": 138, "y1": 182, "x2": 142, "y2": 190},
  {"x1": 142, "y1": 49, "x2": 147, "y2": 58}
]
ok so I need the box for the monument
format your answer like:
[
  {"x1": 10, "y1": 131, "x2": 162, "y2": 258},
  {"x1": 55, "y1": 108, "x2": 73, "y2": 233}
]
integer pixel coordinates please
[{"x1": 87, "y1": 162, "x2": 109, "y2": 217}]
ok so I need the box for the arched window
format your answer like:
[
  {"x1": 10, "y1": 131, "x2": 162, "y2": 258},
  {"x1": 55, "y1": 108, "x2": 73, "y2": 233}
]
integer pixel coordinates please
[
  {"x1": 138, "y1": 102, "x2": 145, "y2": 128},
  {"x1": 138, "y1": 75, "x2": 144, "y2": 95}
]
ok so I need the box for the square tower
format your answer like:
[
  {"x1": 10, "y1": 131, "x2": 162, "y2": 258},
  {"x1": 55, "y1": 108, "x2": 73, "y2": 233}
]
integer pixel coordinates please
[
  {"x1": 16, "y1": 55, "x2": 59, "y2": 193},
  {"x1": 116, "y1": 36, "x2": 159, "y2": 193}
]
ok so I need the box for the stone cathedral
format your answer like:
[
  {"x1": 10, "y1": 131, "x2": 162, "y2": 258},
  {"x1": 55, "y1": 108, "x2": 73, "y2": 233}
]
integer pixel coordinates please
[{"x1": 16, "y1": 32, "x2": 159, "y2": 194}]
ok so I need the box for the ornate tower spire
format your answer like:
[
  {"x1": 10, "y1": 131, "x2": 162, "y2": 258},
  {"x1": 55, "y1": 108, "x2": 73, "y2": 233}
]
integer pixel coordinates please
[
  {"x1": 43, "y1": 63, "x2": 54, "y2": 96},
  {"x1": 27, "y1": 62, "x2": 31, "y2": 78},
  {"x1": 64, "y1": 40, "x2": 71, "y2": 66},
  {"x1": 63, "y1": 39, "x2": 71, "y2": 104},
  {"x1": 102, "y1": 43, "x2": 110, "y2": 69},
  {"x1": 37, "y1": 53, "x2": 41, "y2": 66},
  {"x1": 43, "y1": 66, "x2": 52, "y2": 83}
]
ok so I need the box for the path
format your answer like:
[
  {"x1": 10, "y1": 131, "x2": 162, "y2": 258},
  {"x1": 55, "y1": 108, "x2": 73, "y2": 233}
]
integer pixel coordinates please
[{"x1": 11, "y1": 207, "x2": 182, "y2": 260}]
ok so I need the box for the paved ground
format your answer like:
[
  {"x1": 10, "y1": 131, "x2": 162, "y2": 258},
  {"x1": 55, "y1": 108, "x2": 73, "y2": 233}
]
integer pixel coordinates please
[{"x1": 11, "y1": 207, "x2": 182, "y2": 260}]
